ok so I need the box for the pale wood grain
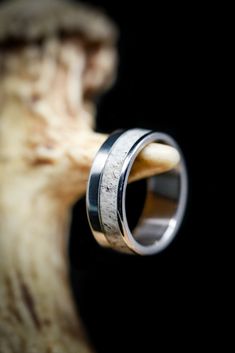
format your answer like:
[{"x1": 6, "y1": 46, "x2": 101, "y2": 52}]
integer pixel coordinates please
[{"x1": 0, "y1": 1, "x2": 179, "y2": 352}]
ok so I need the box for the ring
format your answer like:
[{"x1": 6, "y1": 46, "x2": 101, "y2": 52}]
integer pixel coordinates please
[{"x1": 86, "y1": 128, "x2": 188, "y2": 255}]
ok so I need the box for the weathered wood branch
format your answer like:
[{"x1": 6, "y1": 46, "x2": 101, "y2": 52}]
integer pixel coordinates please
[{"x1": 0, "y1": 1, "x2": 180, "y2": 352}]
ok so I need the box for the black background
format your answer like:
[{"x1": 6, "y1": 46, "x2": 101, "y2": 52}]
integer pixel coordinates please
[{"x1": 69, "y1": 1, "x2": 219, "y2": 352}]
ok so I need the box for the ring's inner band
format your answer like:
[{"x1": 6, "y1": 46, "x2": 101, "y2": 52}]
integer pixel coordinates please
[{"x1": 126, "y1": 167, "x2": 180, "y2": 246}]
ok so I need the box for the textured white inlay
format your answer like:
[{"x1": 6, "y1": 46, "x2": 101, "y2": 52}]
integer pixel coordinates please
[{"x1": 99, "y1": 129, "x2": 149, "y2": 247}]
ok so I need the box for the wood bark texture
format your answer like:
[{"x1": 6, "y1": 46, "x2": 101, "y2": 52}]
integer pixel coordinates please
[{"x1": 0, "y1": 1, "x2": 180, "y2": 352}]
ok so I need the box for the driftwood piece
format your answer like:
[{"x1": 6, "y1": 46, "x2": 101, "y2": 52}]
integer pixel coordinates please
[{"x1": 0, "y1": 1, "x2": 180, "y2": 352}]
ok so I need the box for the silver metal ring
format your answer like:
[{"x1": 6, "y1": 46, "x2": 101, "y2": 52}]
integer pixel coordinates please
[{"x1": 86, "y1": 128, "x2": 188, "y2": 255}]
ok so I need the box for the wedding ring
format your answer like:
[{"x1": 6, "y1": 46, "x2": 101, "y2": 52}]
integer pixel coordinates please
[{"x1": 86, "y1": 129, "x2": 188, "y2": 255}]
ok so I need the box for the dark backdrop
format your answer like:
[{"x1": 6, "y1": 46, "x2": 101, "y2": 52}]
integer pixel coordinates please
[{"x1": 69, "y1": 1, "x2": 218, "y2": 352}]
